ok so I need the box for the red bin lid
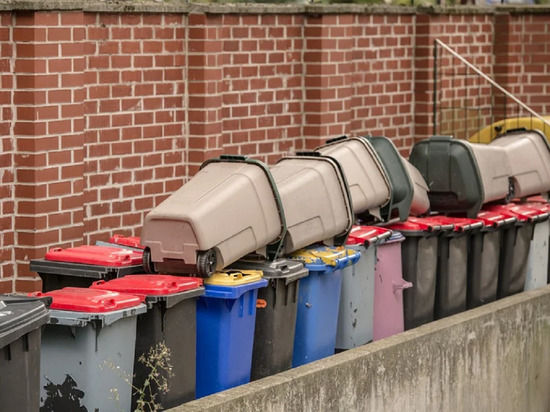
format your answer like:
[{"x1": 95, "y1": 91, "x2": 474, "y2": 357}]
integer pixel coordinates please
[
  {"x1": 31, "y1": 287, "x2": 144, "y2": 313},
  {"x1": 476, "y1": 209, "x2": 517, "y2": 228},
  {"x1": 108, "y1": 234, "x2": 145, "y2": 250},
  {"x1": 483, "y1": 203, "x2": 542, "y2": 223},
  {"x1": 386, "y1": 217, "x2": 450, "y2": 233},
  {"x1": 346, "y1": 226, "x2": 392, "y2": 247},
  {"x1": 515, "y1": 200, "x2": 550, "y2": 215},
  {"x1": 422, "y1": 215, "x2": 483, "y2": 232},
  {"x1": 90, "y1": 275, "x2": 203, "y2": 296},
  {"x1": 45, "y1": 245, "x2": 142, "y2": 266}
]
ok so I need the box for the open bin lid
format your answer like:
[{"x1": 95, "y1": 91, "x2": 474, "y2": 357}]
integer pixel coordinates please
[
  {"x1": 386, "y1": 216, "x2": 454, "y2": 236},
  {"x1": 288, "y1": 246, "x2": 361, "y2": 272},
  {"x1": 346, "y1": 225, "x2": 392, "y2": 248},
  {"x1": 229, "y1": 258, "x2": 308, "y2": 285},
  {"x1": 0, "y1": 295, "x2": 50, "y2": 349},
  {"x1": 91, "y1": 275, "x2": 205, "y2": 309},
  {"x1": 363, "y1": 135, "x2": 414, "y2": 222},
  {"x1": 202, "y1": 270, "x2": 268, "y2": 300},
  {"x1": 422, "y1": 215, "x2": 484, "y2": 235},
  {"x1": 45, "y1": 245, "x2": 143, "y2": 266},
  {"x1": 108, "y1": 234, "x2": 145, "y2": 250},
  {"x1": 476, "y1": 209, "x2": 517, "y2": 230}
]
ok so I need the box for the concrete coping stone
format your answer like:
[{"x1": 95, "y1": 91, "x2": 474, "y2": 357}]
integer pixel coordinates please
[{"x1": 0, "y1": 1, "x2": 548, "y2": 15}]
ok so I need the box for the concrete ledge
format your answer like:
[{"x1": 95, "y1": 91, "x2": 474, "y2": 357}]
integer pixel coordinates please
[{"x1": 172, "y1": 286, "x2": 550, "y2": 411}]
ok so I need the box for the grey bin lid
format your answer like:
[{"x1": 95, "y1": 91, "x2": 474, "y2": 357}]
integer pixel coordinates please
[
  {"x1": 363, "y1": 136, "x2": 414, "y2": 222},
  {"x1": 0, "y1": 295, "x2": 50, "y2": 349},
  {"x1": 48, "y1": 304, "x2": 147, "y2": 328},
  {"x1": 229, "y1": 258, "x2": 308, "y2": 285}
]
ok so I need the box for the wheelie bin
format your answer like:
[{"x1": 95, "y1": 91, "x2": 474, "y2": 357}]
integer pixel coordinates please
[
  {"x1": 489, "y1": 129, "x2": 550, "y2": 199},
  {"x1": 315, "y1": 136, "x2": 391, "y2": 220},
  {"x1": 0, "y1": 295, "x2": 50, "y2": 412},
  {"x1": 96, "y1": 234, "x2": 145, "y2": 251},
  {"x1": 32, "y1": 287, "x2": 147, "y2": 412},
  {"x1": 30, "y1": 245, "x2": 144, "y2": 292},
  {"x1": 229, "y1": 258, "x2": 308, "y2": 380},
  {"x1": 288, "y1": 246, "x2": 360, "y2": 366},
  {"x1": 270, "y1": 153, "x2": 354, "y2": 255},
  {"x1": 410, "y1": 136, "x2": 512, "y2": 217},
  {"x1": 141, "y1": 155, "x2": 286, "y2": 277},
  {"x1": 336, "y1": 226, "x2": 391, "y2": 350},
  {"x1": 91, "y1": 275, "x2": 205, "y2": 408},
  {"x1": 195, "y1": 270, "x2": 267, "y2": 398},
  {"x1": 468, "y1": 210, "x2": 517, "y2": 308},
  {"x1": 387, "y1": 217, "x2": 451, "y2": 330},
  {"x1": 518, "y1": 201, "x2": 550, "y2": 291},
  {"x1": 483, "y1": 203, "x2": 545, "y2": 298},
  {"x1": 372, "y1": 231, "x2": 412, "y2": 340},
  {"x1": 423, "y1": 216, "x2": 483, "y2": 319},
  {"x1": 404, "y1": 160, "x2": 431, "y2": 217}
]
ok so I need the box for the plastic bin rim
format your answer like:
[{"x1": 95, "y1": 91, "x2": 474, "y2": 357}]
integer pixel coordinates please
[
  {"x1": 47, "y1": 303, "x2": 147, "y2": 327},
  {"x1": 0, "y1": 298, "x2": 50, "y2": 349},
  {"x1": 90, "y1": 275, "x2": 204, "y2": 295},
  {"x1": 346, "y1": 225, "x2": 393, "y2": 248},
  {"x1": 202, "y1": 278, "x2": 268, "y2": 299},
  {"x1": 200, "y1": 155, "x2": 287, "y2": 260}
]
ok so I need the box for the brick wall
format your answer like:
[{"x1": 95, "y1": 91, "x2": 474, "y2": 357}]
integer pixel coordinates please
[{"x1": 0, "y1": 5, "x2": 549, "y2": 292}]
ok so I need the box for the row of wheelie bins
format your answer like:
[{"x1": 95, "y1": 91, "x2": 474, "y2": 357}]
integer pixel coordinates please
[{"x1": 5, "y1": 130, "x2": 550, "y2": 410}]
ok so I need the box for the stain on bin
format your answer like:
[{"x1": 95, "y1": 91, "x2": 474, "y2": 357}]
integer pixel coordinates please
[{"x1": 41, "y1": 375, "x2": 87, "y2": 412}]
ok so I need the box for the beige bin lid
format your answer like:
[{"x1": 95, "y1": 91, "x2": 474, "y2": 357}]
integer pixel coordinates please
[
  {"x1": 488, "y1": 129, "x2": 550, "y2": 199},
  {"x1": 469, "y1": 143, "x2": 512, "y2": 204},
  {"x1": 403, "y1": 160, "x2": 430, "y2": 217},
  {"x1": 141, "y1": 157, "x2": 285, "y2": 276},
  {"x1": 271, "y1": 154, "x2": 354, "y2": 255},
  {"x1": 315, "y1": 136, "x2": 391, "y2": 218}
]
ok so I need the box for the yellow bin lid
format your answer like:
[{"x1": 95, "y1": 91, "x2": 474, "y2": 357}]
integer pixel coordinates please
[
  {"x1": 289, "y1": 246, "x2": 358, "y2": 267},
  {"x1": 204, "y1": 269, "x2": 264, "y2": 286}
]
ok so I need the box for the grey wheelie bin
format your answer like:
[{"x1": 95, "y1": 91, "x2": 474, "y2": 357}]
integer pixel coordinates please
[
  {"x1": 483, "y1": 203, "x2": 544, "y2": 298},
  {"x1": 30, "y1": 245, "x2": 144, "y2": 292},
  {"x1": 33, "y1": 287, "x2": 147, "y2": 412},
  {"x1": 423, "y1": 216, "x2": 483, "y2": 319},
  {"x1": 387, "y1": 217, "x2": 451, "y2": 330},
  {"x1": 489, "y1": 129, "x2": 550, "y2": 199},
  {"x1": 270, "y1": 153, "x2": 354, "y2": 254},
  {"x1": 468, "y1": 210, "x2": 517, "y2": 308},
  {"x1": 410, "y1": 136, "x2": 512, "y2": 218},
  {"x1": 519, "y1": 201, "x2": 549, "y2": 291},
  {"x1": 315, "y1": 136, "x2": 391, "y2": 220},
  {"x1": 0, "y1": 295, "x2": 50, "y2": 412},
  {"x1": 141, "y1": 155, "x2": 286, "y2": 277},
  {"x1": 229, "y1": 257, "x2": 308, "y2": 380},
  {"x1": 91, "y1": 275, "x2": 205, "y2": 408}
]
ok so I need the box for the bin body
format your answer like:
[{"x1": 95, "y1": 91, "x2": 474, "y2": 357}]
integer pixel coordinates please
[
  {"x1": 410, "y1": 136, "x2": 512, "y2": 217},
  {"x1": 271, "y1": 155, "x2": 353, "y2": 254},
  {"x1": 141, "y1": 156, "x2": 285, "y2": 276},
  {"x1": 489, "y1": 130, "x2": 550, "y2": 199},
  {"x1": 424, "y1": 216, "x2": 483, "y2": 319},
  {"x1": 196, "y1": 271, "x2": 267, "y2": 398},
  {"x1": 336, "y1": 226, "x2": 392, "y2": 350},
  {"x1": 521, "y1": 202, "x2": 550, "y2": 291},
  {"x1": 484, "y1": 204, "x2": 540, "y2": 298},
  {"x1": 372, "y1": 232, "x2": 412, "y2": 340},
  {"x1": 315, "y1": 136, "x2": 391, "y2": 217},
  {"x1": 289, "y1": 246, "x2": 360, "y2": 366},
  {"x1": 30, "y1": 245, "x2": 143, "y2": 291},
  {"x1": 0, "y1": 296, "x2": 49, "y2": 412},
  {"x1": 229, "y1": 258, "x2": 308, "y2": 380},
  {"x1": 468, "y1": 210, "x2": 516, "y2": 308},
  {"x1": 91, "y1": 275, "x2": 205, "y2": 408},
  {"x1": 387, "y1": 218, "x2": 443, "y2": 330},
  {"x1": 36, "y1": 288, "x2": 146, "y2": 412}
]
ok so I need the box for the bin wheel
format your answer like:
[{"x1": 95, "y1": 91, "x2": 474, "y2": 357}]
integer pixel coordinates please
[
  {"x1": 197, "y1": 249, "x2": 217, "y2": 278},
  {"x1": 143, "y1": 248, "x2": 156, "y2": 274}
]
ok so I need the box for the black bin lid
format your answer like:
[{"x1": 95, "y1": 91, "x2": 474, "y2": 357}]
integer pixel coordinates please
[{"x1": 0, "y1": 295, "x2": 50, "y2": 349}]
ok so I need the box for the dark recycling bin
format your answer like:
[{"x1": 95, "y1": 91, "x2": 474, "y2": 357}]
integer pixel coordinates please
[
  {"x1": 468, "y1": 210, "x2": 517, "y2": 308},
  {"x1": 483, "y1": 204, "x2": 544, "y2": 298},
  {"x1": 30, "y1": 245, "x2": 144, "y2": 291},
  {"x1": 229, "y1": 258, "x2": 308, "y2": 380},
  {"x1": 387, "y1": 217, "x2": 451, "y2": 330},
  {"x1": 34, "y1": 287, "x2": 147, "y2": 412},
  {"x1": 91, "y1": 275, "x2": 205, "y2": 408},
  {"x1": 0, "y1": 295, "x2": 50, "y2": 412},
  {"x1": 424, "y1": 216, "x2": 483, "y2": 319}
]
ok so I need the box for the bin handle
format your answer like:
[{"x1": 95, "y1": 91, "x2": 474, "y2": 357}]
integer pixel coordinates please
[
  {"x1": 50, "y1": 248, "x2": 63, "y2": 253},
  {"x1": 392, "y1": 279, "x2": 413, "y2": 292},
  {"x1": 325, "y1": 135, "x2": 348, "y2": 145},
  {"x1": 295, "y1": 151, "x2": 321, "y2": 157}
]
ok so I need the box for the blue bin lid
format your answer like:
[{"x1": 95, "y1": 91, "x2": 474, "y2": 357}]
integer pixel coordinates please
[
  {"x1": 203, "y1": 279, "x2": 268, "y2": 300},
  {"x1": 287, "y1": 245, "x2": 361, "y2": 272}
]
